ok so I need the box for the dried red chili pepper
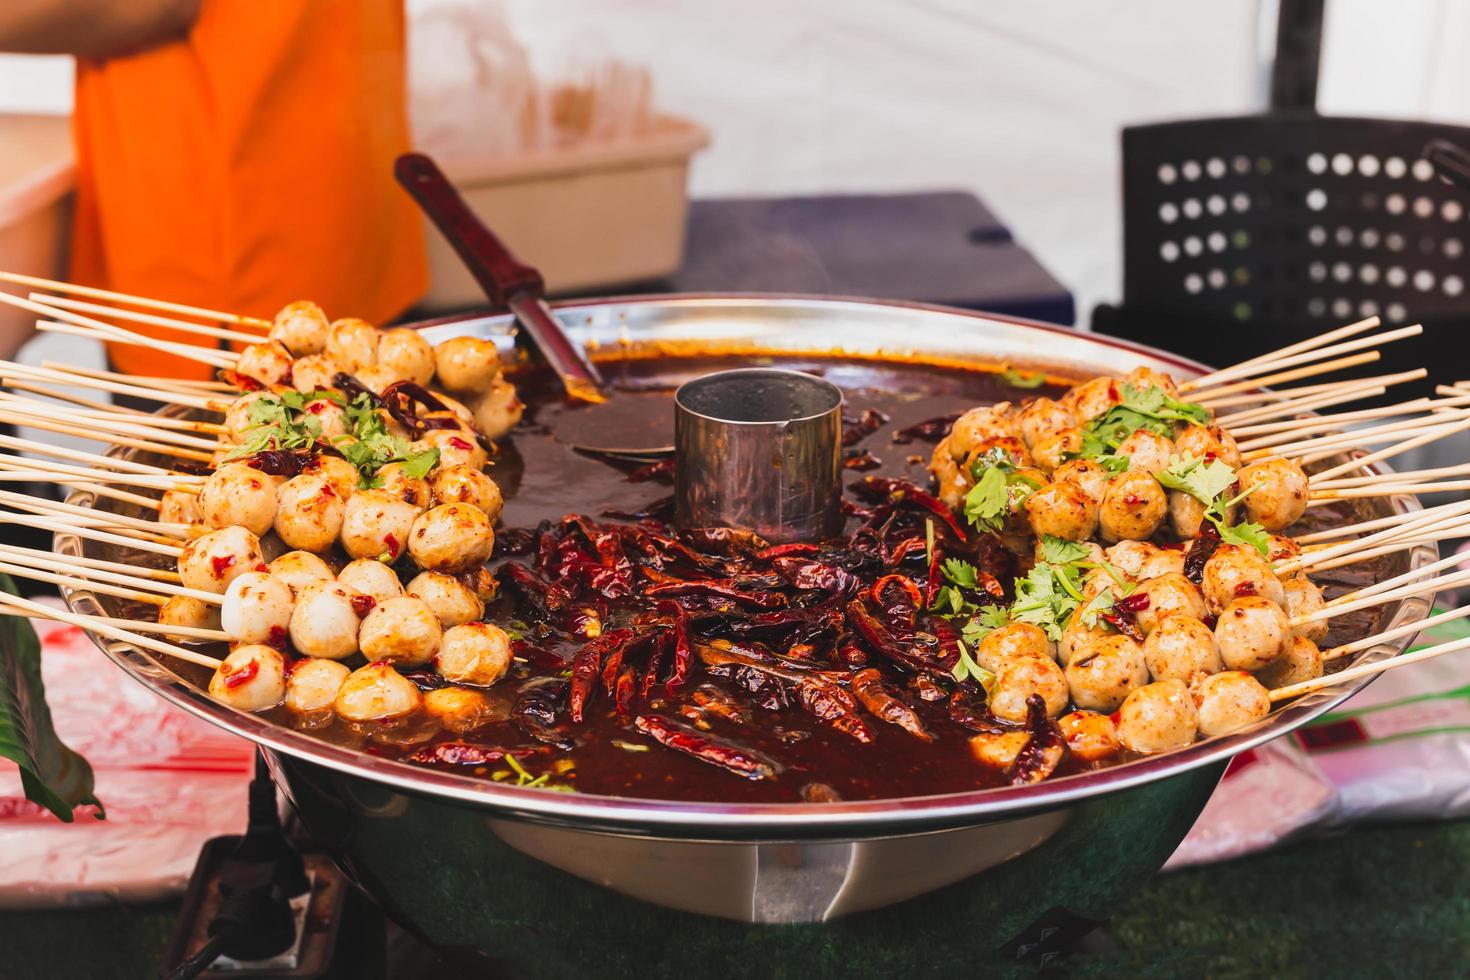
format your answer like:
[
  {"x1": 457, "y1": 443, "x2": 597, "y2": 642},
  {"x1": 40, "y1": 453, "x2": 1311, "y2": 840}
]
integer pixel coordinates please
[
  {"x1": 1007, "y1": 695, "x2": 1066, "y2": 785},
  {"x1": 890, "y1": 412, "x2": 963, "y2": 445},
  {"x1": 851, "y1": 476, "x2": 967, "y2": 541},
  {"x1": 1184, "y1": 522, "x2": 1221, "y2": 584},
  {"x1": 633, "y1": 714, "x2": 776, "y2": 780},
  {"x1": 850, "y1": 668, "x2": 933, "y2": 741}
]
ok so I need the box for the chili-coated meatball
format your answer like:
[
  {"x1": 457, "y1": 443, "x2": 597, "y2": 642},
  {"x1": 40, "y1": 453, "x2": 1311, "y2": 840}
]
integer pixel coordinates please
[
  {"x1": 291, "y1": 353, "x2": 341, "y2": 394},
  {"x1": 1064, "y1": 377, "x2": 1123, "y2": 423},
  {"x1": 340, "y1": 489, "x2": 421, "y2": 561},
  {"x1": 1132, "y1": 573, "x2": 1209, "y2": 634},
  {"x1": 1265, "y1": 534, "x2": 1301, "y2": 564},
  {"x1": 337, "y1": 558, "x2": 405, "y2": 602},
  {"x1": 209, "y1": 644, "x2": 287, "y2": 711},
  {"x1": 949, "y1": 404, "x2": 1016, "y2": 460},
  {"x1": 1031, "y1": 428, "x2": 1083, "y2": 474},
  {"x1": 1236, "y1": 457, "x2": 1310, "y2": 533},
  {"x1": 236, "y1": 341, "x2": 294, "y2": 387},
  {"x1": 1192, "y1": 670, "x2": 1271, "y2": 737},
  {"x1": 377, "y1": 328, "x2": 436, "y2": 386},
  {"x1": 1065, "y1": 635, "x2": 1150, "y2": 712},
  {"x1": 930, "y1": 436, "x2": 968, "y2": 510},
  {"x1": 1138, "y1": 547, "x2": 1186, "y2": 579},
  {"x1": 1116, "y1": 428, "x2": 1175, "y2": 475},
  {"x1": 1282, "y1": 576, "x2": 1329, "y2": 643},
  {"x1": 334, "y1": 662, "x2": 422, "y2": 722},
  {"x1": 1024, "y1": 481, "x2": 1099, "y2": 541},
  {"x1": 1255, "y1": 635, "x2": 1324, "y2": 689},
  {"x1": 965, "y1": 435, "x2": 1031, "y2": 470},
  {"x1": 1126, "y1": 366, "x2": 1179, "y2": 395},
  {"x1": 284, "y1": 658, "x2": 350, "y2": 718},
  {"x1": 299, "y1": 454, "x2": 359, "y2": 501},
  {"x1": 198, "y1": 462, "x2": 280, "y2": 536},
  {"x1": 406, "y1": 570, "x2": 483, "y2": 628},
  {"x1": 433, "y1": 336, "x2": 502, "y2": 394},
  {"x1": 1214, "y1": 596, "x2": 1291, "y2": 671},
  {"x1": 158, "y1": 595, "x2": 222, "y2": 637},
  {"x1": 1059, "y1": 615, "x2": 1113, "y2": 666},
  {"x1": 269, "y1": 300, "x2": 330, "y2": 356},
  {"x1": 1103, "y1": 540, "x2": 1160, "y2": 578},
  {"x1": 422, "y1": 687, "x2": 498, "y2": 733},
  {"x1": 1057, "y1": 710, "x2": 1122, "y2": 763},
  {"x1": 975, "y1": 622, "x2": 1054, "y2": 673},
  {"x1": 969, "y1": 731, "x2": 1032, "y2": 769},
  {"x1": 359, "y1": 596, "x2": 441, "y2": 667},
  {"x1": 408, "y1": 503, "x2": 494, "y2": 573},
  {"x1": 1098, "y1": 470, "x2": 1167, "y2": 543},
  {"x1": 468, "y1": 378, "x2": 524, "y2": 442},
  {"x1": 1115, "y1": 679, "x2": 1199, "y2": 753},
  {"x1": 435, "y1": 623, "x2": 510, "y2": 687},
  {"x1": 221, "y1": 390, "x2": 274, "y2": 443},
  {"x1": 1174, "y1": 423, "x2": 1242, "y2": 469},
  {"x1": 273, "y1": 475, "x2": 346, "y2": 553},
  {"x1": 1053, "y1": 458, "x2": 1111, "y2": 505},
  {"x1": 288, "y1": 582, "x2": 366, "y2": 660},
  {"x1": 179, "y1": 526, "x2": 265, "y2": 594},
  {"x1": 300, "y1": 397, "x2": 347, "y2": 440},
  {"x1": 372, "y1": 461, "x2": 431, "y2": 509},
  {"x1": 427, "y1": 465, "x2": 503, "y2": 520},
  {"x1": 220, "y1": 571, "x2": 294, "y2": 645},
  {"x1": 989, "y1": 655, "x2": 1070, "y2": 722},
  {"x1": 416, "y1": 427, "x2": 489, "y2": 471},
  {"x1": 1201, "y1": 543, "x2": 1285, "y2": 615},
  {"x1": 325, "y1": 317, "x2": 381, "y2": 373},
  {"x1": 1016, "y1": 397, "x2": 1077, "y2": 450},
  {"x1": 267, "y1": 550, "x2": 334, "y2": 593},
  {"x1": 1142, "y1": 614, "x2": 1222, "y2": 681},
  {"x1": 159, "y1": 489, "x2": 202, "y2": 528},
  {"x1": 1167, "y1": 490, "x2": 1209, "y2": 539}
]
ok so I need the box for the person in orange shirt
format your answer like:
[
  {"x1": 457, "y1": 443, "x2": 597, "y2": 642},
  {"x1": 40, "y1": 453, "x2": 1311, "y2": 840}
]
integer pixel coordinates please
[{"x1": 1, "y1": 0, "x2": 427, "y2": 380}]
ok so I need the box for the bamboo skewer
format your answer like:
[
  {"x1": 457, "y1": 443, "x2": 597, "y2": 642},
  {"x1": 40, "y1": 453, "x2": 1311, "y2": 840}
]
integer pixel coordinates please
[
  {"x1": 1326, "y1": 550, "x2": 1470, "y2": 608},
  {"x1": 0, "y1": 399, "x2": 221, "y2": 450},
  {"x1": 1299, "y1": 534, "x2": 1459, "y2": 575},
  {"x1": 1184, "y1": 324, "x2": 1422, "y2": 397},
  {"x1": 1291, "y1": 499, "x2": 1470, "y2": 545},
  {"x1": 0, "y1": 270, "x2": 268, "y2": 329},
  {"x1": 1231, "y1": 395, "x2": 1434, "y2": 440},
  {"x1": 0, "y1": 391, "x2": 226, "y2": 434},
  {"x1": 0, "y1": 434, "x2": 185, "y2": 475},
  {"x1": 1180, "y1": 315, "x2": 1381, "y2": 392},
  {"x1": 1212, "y1": 382, "x2": 1389, "y2": 427},
  {"x1": 0, "y1": 543, "x2": 180, "y2": 583},
  {"x1": 1309, "y1": 480, "x2": 1470, "y2": 502},
  {"x1": 39, "y1": 362, "x2": 237, "y2": 395},
  {"x1": 1290, "y1": 567, "x2": 1470, "y2": 628},
  {"x1": 1192, "y1": 351, "x2": 1383, "y2": 405},
  {"x1": 0, "y1": 488, "x2": 190, "y2": 539},
  {"x1": 90, "y1": 617, "x2": 228, "y2": 642},
  {"x1": 1205, "y1": 369, "x2": 1425, "y2": 414},
  {"x1": 0, "y1": 547, "x2": 211, "y2": 600},
  {"x1": 1242, "y1": 407, "x2": 1470, "y2": 462},
  {"x1": 0, "y1": 408, "x2": 215, "y2": 462},
  {"x1": 1323, "y1": 601, "x2": 1470, "y2": 661},
  {"x1": 0, "y1": 559, "x2": 169, "y2": 606},
  {"x1": 0, "y1": 589, "x2": 220, "y2": 670},
  {"x1": 1278, "y1": 500, "x2": 1470, "y2": 575},
  {"x1": 36, "y1": 320, "x2": 236, "y2": 370},
  {"x1": 3, "y1": 380, "x2": 151, "y2": 417},
  {"x1": 1312, "y1": 462, "x2": 1470, "y2": 490},
  {"x1": 33, "y1": 294, "x2": 265, "y2": 346},
  {"x1": 0, "y1": 360, "x2": 218, "y2": 410},
  {"x1": 0, "y1": 512, "x2": 182, "y2": 556},
  {"x1": 0, "y1": 463, "x2": 197, "y2": 492},
  {"x1": 1270, "y1": 630, "x2": 1470, "y2": 703},
  {"x1": 1311, "y1": 413, "x2": 1470, "y2": 483}
]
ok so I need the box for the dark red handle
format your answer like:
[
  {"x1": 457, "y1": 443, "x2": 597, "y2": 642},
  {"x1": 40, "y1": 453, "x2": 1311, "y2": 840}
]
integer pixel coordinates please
[{"x1": 394, "y1": 152, "x2": 544, "y2": 308}]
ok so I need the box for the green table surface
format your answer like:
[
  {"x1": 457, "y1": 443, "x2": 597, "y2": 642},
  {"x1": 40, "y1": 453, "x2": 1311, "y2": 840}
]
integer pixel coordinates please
[{"x1": 3, "y1": 817, "x2": 1464, "y2": 979}]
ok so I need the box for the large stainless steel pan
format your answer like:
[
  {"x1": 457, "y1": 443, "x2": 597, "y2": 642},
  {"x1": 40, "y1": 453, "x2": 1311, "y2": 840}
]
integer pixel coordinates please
[{"x1": 57, "y1": 296, "x2": 1433, "y2": 973}]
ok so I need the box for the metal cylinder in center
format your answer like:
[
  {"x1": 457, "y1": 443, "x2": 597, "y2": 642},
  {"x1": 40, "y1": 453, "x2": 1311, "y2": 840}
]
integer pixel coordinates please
[{"x1": 674, "y1": 368, "x2": 844, "y2": 543}]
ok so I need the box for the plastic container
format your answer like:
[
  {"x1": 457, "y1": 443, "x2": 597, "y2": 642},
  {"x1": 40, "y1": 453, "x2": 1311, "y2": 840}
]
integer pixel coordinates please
[
  {"x1": 419, "y1": 114, "x2": 708, "y2": 310},
  {"x1": 0, "y1": 114, "x2": 74, "y2": 346}
]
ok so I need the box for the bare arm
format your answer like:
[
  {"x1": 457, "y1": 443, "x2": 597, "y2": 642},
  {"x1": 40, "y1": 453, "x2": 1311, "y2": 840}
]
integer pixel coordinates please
[{"x1": 0, "y1": 0, "x2": 200, "y2": 58}]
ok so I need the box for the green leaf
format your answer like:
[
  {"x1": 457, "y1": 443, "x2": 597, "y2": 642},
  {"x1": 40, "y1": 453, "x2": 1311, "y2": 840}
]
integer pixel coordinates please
[
  {"x1": 1000, "y1": 366, "x2": 1046, "y2": 389},
  {"x1": 0, "y1": 577, "x2": 102, "y2": 822},
  {"x1": 1038, "y1": 535, "x2": 1090, "y2": 565},
  {"x1": 1203, "y1": 481, "x2": 1271, "y2": 557},
  {"x1": 963, "y1": 466, "x2": 1009, "y2": 533},
  {"x1": 941, "y1": 558, "x2": 979, "y2": 589},
  {"x1": 1157, "y1": 453, "x2": 1237, "y2": 505},
  {"x1": 950, "y1": 639, "x2": 995, "y2": 692},
  {"x1": 1010, "y1": 563, "x2": 1082, "y2": 640},
  {"x1": 1078, "y1": 587, "x2": 1116, "y2": 628},
  {"x1": 1076, "y1": 384, "x2": 1212, "y2": 460},
  {"x1": 930, "y1": 585, "x2": 974, "y2": 617},
  {"x1": 961, "y1": 604, "x2": 1011, "y2": 647},
  {"x1": 400, "y1": 448, "x2": 441, "y2": 480}
]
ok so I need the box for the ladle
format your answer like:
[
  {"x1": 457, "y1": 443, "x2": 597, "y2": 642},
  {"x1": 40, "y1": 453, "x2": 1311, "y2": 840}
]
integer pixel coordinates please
[{"x1": 394, "y1": 153, "x2": 676, "y2": 459}]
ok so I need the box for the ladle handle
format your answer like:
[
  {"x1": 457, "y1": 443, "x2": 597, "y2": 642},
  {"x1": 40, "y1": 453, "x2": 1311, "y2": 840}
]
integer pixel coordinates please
[{"x1": 394, "y1": 152, "x2": 605, "y2": 398}]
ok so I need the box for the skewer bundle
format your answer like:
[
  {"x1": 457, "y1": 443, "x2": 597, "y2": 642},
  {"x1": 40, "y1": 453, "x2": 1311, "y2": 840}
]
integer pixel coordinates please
[{"x1": 0, "y1": 274, "x2": 1465, "y2": 784}]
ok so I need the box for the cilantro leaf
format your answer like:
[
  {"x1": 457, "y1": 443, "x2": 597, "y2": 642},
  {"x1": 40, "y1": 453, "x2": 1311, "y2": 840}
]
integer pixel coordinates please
[
  {"x1": 1203, "y1": 481, "x2": 1271, "y2": 557},
  {"x1": 1038, "y1": 535, "x2": 1090, "y2": 565},
  {"x1": 1001, "y1": 366, "x2": 1046, "y2": 389},
  {"x1": 941, "y1": 558, "x2": 980, "y2": 589},
  {"x1": 951, "y1": 639, "x2": 995, "y2": 692},
  {"x1": 1076, "y1": 385, "x2": 1212, "y2": 463},
  {"x1": 400, "y1": 447, "x2": 441, "y2": 480},
  {"x1": 1157, "y1": 453, "x2": 1237, "y2": 505},
  {"x1": 961, "y1": 604, "x2": 1011, "y2": 647},
  {"x1": 963, "y1": 466, "x2": 1009, "y2": 533},
  {"x1": 1078, "y1": 587, "x2": 1116, "y2": 628},
  {"x1": 930, "y1": 585, "x2": 974, "y2": 617},
  {"x1": 1010, "y1": 564, "x2": 1082, "y2": 640}
]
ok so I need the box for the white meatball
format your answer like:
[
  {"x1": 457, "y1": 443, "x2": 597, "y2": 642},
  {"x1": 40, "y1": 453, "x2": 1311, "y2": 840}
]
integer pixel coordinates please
[
  {"x1": 1201, "y1": 544, "x2": 1285, "y2": 615},
  {"x1": 1143, "y1": 614, "x2": 1222, "y2": 681},
  {"x1": 220, "y1": 571, "x2": 295, "y2": 645},
  {"x1": 948, "y1": 404, "x2": 1016, "y2": 461},
  {"x1": 1214, "y1": 596, "x2": 1291, "y2": 671},
  {"x1": 274, "y1": 475, "x2": 346, "y2": 553},
  {"x1": 377, "y1": 328, "x2": 436, "y2": 385},
  {"x1": 1236, "y1": 457, "x2": 1310, "y2": 533},
  {"x1": 969, "y1": 731, "x2": 1032, "y2": 769},
  {"x1": 1192, "y1": 670, "x2": 1271, "y2": 737},
  {"x1": 989, "y1": 654, "x2": 1070, "y2": 722},
  {"x1": 468, "y1": 378, "x2": 524, "y2": 442},
  {"x1": 158, "y1": 594, "x2": 222, "y2": 637},
  {"x1": 1174, "y1": 423, "x2": 1242, "y2": 469},
  {"x1": 422, "y1": 687, "x2": 498, "y2": 733},
  {"x1": 198, "y1": 462, "x2": 280, "y2": 536},
  {"x1": 1031, "y1": 427, "x2": 1082, "y2": 475},
  {"x1": 179, "y1": 526, "x2": 266, "y2": 594},
  {"x1": 1255, "y1": 635, "x2": 1324, "y2": 689},
  {"x1": 1098, "y1": 471, "x2": 1167, "y2": 543},
  {"x1": 1282, "y1": 576, "x2": 1329, "y2": 644},
  {"x1": 1137, "y1": 548, "x2": 1186, "y2": 579},
  {"x1": 235, "y1": 341, "x2": 294, "y2": 386},
  {"x1": 285, "y1": 658, "x2": 350, "y2": 714},
  {"x1": 1115, "y1": 428, "x2": 1175, "y2": 475},
  {"x1": 337, "y1": 558, "x2": 405, "y2": 602},
  {"x1": 1102, "y1": 541, "x2": 1159, "y2": 579},
  {"x1": 1132, "y1": 573, "x2": 1208, "y2": 635},
  {"x1": 427, "y1": 465, "x2": 503, "y2": 520},
  {"x1": 325, "y1": 317, "x2": 381, "y2": 373},
  {"x1": 354, "y1": 366, "x2": 398, "y2": 395},
  {"x1": 930, "y1": 436, "x2": 968, "y2": 510},
  {"x1": 1167, "y1": 489, "x2": 1209, "y2": 539},
  {"x1": 334, "y1": 662, "x2": 422, "y2": 722},
  {"x1": 299, "y1": 398, "x2": 347, "y2": 440},
  {"x1": 289, "y1": 582, "x2": 368, "y2": 660},
  {"x1": 359, "y1": 596, "x2": 441, "y2": 667},
  {"x1": 1052, "y1": 458, "x2": 1110, "y2": 506},
  {"x1": 1115, "y1": 679, "x2": 1199, "y2": 754},
  {"x1": 1024, "y1": 480, "x2": 1099, "y2": 542},
  {"x1": 267, "y1": 550, "x2": 335, "y2": 593},
  {"x1": 1265, "y1": 534, "x2": 1301, "y2": 565},
  {"x1": 436, "y1": 622, "x2": 513, "y2": 686},
  {"x1": 299, "y1": 454, "x2": 359, "y2": 500},
  {"x1": 1059, "y1": 615, "x2": 1113, "y2": 667},
  {"x1": 406, "y1": 570, "x2": 484, "y2": 628},
  {"x1": 222, "y1": 390, "x2": 275, "y2": 443},
  {"x1": 1063, "y1": 377, "x2": 1123, "y2": 423},
  {"x1": 269, "y1": 300, "x2": 329, "y2": 356},
  {"x1": 1016, "y1": 397, "x2": 1078, "y2": 450},
  {"x1": 375, "y1": 461, "x2": 431, "y2": 509},
  {"x1": 415, "y1": 427, "x2": 489, "y2": 471},
  {"x1": 433, "y1": 336, "x2": 502, "y2": 394},
  {"x1": 1065, "y1": 635, "x2": 1150, "y2": 712},
  {"x1": 1126, "y1": 366, "x2": 1179, "y2": 395},
  {"x1": 975, "y1": 622, "x2": 1054, "y2": 674},
  {"x1": 292, "y1": 353, "x2": 342, "y2": 394},
  {"x1": 340, "y1": 489, "x2": 421, "y2": 561},
  {"x1": 208, "y1": 644, "x2": 287, "y2": 711},
  {"x1": 408, "y1": 503, "x2": 495, "y2": 573},
  {"x1": 159, "y1": 489, "x2": 202, "y2": 528},
  {"x1": 1058, "y1": 710, "x2": 1122, "y2": 763}
]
